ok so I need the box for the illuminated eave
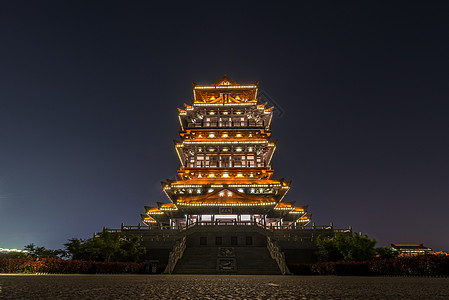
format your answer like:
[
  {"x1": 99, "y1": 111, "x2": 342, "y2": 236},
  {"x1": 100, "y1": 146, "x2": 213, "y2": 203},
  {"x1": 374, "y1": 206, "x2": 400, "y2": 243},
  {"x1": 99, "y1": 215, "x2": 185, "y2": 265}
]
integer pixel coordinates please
[
  {"x1": 194, "y1": 85, "x2": 257, "y2": 90},
  {"x1": 147, "y1": 211, "x2": 164, "y2": 215},
  {"x1": 165, "y1": 183, "x2": 283, "y2": 189},
  {"x1": 296, "y1": 218, "x2": 310, "y2": 223},
  {"x1": 182, "y1": 138, "x2": 267, "y2": 143},
  {"x1": 277, "y1": 186, "x2": 291, "y2": 202},
  {"x1": 142, "y1": 215, "x2": 157, "y2": 223},
  {"x1": 193, "y1": 102, "x2": 258, "y2": 107},
  {"x1": 176, "y1": 201, "x2": 276, "y2": 207},
  {"x1": 177, "y1": 140, "x2": 275, "y2": 145}
]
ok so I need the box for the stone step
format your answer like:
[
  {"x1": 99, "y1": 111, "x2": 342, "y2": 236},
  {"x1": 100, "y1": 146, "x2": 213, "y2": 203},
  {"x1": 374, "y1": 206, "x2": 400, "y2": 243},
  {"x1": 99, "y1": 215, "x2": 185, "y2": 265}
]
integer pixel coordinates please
[
  {"x1": 235, "y1": 247, "x2": 281, "y2": 275},
  {"x1": 174, "y1": 247, "x2": 218, "y2": 274},
  {"x1": 173, "y1": 246, "x2": 281, "y2": 275}
]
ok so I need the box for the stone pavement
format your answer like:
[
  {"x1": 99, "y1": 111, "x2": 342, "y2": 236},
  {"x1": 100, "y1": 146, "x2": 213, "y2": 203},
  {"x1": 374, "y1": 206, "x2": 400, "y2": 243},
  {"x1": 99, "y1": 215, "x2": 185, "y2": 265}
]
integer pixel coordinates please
[{"x1": 0, "y1": 274, "x2": 448, "y2": 299}]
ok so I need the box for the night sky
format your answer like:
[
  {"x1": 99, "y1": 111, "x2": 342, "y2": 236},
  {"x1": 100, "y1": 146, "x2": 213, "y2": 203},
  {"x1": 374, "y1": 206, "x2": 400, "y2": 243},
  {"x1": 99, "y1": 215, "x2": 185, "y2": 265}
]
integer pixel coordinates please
[{"x1": 1, "y1": 1, "x2": 448, "y2": 251}]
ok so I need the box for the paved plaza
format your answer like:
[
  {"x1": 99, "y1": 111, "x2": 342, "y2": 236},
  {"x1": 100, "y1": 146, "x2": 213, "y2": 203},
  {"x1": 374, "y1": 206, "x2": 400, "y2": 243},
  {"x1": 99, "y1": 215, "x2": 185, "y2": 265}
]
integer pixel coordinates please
[{"x1": 0, "y1": 274, "x2": 448, "y2": 299}]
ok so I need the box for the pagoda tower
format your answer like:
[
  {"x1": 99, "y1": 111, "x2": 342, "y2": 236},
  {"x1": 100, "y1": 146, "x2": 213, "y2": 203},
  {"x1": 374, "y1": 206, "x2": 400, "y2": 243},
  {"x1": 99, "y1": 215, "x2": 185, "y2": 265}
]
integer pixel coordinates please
[{"x1": 142, "y1": 76, "x2": 310, "y2": 227}]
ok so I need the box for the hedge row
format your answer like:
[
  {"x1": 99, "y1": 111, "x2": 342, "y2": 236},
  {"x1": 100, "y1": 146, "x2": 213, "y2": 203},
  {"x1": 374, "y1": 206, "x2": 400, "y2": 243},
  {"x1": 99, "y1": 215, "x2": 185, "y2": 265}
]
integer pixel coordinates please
[
  {"x1": 288, "y1": 255, "x2": 449, "y2": 277},
  {"x1": 0, "y1": 258, "x2": 145, "y2": 274}
]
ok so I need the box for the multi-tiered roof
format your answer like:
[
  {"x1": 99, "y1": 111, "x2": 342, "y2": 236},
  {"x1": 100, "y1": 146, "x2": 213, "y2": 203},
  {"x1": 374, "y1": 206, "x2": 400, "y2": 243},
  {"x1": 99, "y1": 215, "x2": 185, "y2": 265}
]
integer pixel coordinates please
[{"x1": 142, "y1": 76, "x2": 310, "y2": 226}]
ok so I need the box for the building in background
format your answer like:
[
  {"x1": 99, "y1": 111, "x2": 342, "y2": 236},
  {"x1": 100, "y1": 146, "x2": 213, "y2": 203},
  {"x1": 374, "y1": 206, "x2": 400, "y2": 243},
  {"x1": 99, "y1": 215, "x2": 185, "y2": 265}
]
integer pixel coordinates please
[{"x1": 391, "y1": 244, "x2": 433, "y2": 256}]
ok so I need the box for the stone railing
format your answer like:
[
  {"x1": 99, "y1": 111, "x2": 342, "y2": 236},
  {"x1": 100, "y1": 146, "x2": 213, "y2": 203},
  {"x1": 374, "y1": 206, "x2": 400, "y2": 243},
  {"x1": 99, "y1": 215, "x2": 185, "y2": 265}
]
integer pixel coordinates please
[
  {"x1": 110, "y1": 222, "x2": 352, "y2": 233},
  {"x1": 164, "y1": 236, "x2": 186, "y2": 274},
  {"x1": 267, "y1": 236, "x2": 290, "y2": 275}
]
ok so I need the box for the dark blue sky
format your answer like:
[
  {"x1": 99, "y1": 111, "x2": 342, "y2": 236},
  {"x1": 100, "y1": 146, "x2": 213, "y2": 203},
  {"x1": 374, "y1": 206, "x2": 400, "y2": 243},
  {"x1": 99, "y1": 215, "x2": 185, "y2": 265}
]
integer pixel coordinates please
[{"x1": 1, "y1": 1, "x2": 448, "y2": 250}]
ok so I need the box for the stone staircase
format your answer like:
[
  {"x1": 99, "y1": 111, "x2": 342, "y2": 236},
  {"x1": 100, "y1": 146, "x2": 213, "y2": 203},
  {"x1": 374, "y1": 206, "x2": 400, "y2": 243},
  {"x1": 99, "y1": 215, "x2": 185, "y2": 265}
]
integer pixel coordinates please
[
  {"x1": 235, "y1": 247, "x2": 281, "y2": 275},
  {"x1": 173, "y1": 246, "x2": 281, "y2": 274},
  {"x1": 174, "y1": 247, "x2": 218, "y2": 274}
]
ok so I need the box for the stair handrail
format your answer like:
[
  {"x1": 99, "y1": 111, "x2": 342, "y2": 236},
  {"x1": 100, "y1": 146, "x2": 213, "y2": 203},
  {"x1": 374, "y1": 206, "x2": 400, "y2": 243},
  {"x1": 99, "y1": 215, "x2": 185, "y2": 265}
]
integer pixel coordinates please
[
  {"x1": 267, "y1": 236, "x2": 290, "y2": 275},
  {"x1": 164, "y1": 236, "x2": 186, "y2": 274}
]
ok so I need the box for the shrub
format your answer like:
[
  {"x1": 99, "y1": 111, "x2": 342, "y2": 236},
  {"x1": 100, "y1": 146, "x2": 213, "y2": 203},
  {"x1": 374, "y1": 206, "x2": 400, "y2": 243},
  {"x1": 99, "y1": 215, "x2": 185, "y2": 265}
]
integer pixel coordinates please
[
  {"x1": 288, "y1": 255, "x2": 449, "y2": 277},
  {"x1": 0, "y1": 258, "x2": 144, "y2": 274}
]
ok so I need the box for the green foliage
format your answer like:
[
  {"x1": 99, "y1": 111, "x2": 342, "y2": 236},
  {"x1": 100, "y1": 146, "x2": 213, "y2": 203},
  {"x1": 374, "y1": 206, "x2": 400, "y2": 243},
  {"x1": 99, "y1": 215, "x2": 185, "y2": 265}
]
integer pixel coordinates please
[
  {"x1": 0, "y1": 251, "x2": 28, "y2": 259},
  {"x1": 375, "y1": 247, "x2": 399, "y2": 260},
  {"x1": 316, "y1": 233, "x2": 377, "y2": 262},
  {"x1": 23, "y1": 243, "x2": 66, "y2": 258},
  {"x1": 64, "y1": 228, "x2": 146, "y2": 262}
]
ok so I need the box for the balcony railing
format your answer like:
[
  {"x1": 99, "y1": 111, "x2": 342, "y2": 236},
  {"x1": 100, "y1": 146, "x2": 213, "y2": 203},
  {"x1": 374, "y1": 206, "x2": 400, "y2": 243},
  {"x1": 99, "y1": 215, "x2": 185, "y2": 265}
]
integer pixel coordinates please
[
  {"x1": 185, "y1": 161, "x2": 268, "y2": 168},
  {"x1": 187, "y1": 120, "x2": 266, "y2": 128}
]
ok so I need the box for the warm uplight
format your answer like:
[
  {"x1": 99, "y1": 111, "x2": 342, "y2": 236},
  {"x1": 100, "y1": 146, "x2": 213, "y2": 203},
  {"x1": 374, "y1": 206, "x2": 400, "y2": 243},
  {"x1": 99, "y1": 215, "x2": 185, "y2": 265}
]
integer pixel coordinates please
[
  {"x1": 176, "y1": 201, "x2": 276, "y2": 207},
  {"x1": 154, "y1": 77, "x2": 300, "y2": 228}
]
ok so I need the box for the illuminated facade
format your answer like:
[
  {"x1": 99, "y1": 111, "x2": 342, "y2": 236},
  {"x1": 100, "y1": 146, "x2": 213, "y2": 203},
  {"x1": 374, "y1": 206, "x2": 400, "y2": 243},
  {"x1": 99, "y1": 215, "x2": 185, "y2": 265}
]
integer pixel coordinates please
[
  {"x1": 391, "y1": 244, "x2": 433, "y2": 257},
  {"x1": 142, "y1": 76, "x2": 310, "y2": 228}
]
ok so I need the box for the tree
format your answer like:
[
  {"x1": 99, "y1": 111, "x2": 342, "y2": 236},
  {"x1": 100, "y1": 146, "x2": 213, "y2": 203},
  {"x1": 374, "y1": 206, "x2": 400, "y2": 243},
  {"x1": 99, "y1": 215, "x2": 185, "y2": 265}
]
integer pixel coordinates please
[
  {"x1": 64, "y1": 228, "x2": 146, "y2": 262},
  {"x1": 0, "y1": 251, "x2": 28, "y2": 259},
  {"x1": 316, "y1": 233, "x2": 377, "y2": 262},
  {"x1": 375, "y1": 247, "x2": 399, "y2": 260},
  {"x1": 23, "y1": 243, "x2": 66, "y2": 258}
]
